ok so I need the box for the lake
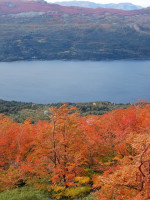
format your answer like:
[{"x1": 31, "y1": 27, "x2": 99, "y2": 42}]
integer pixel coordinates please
[{"x1": 0, "y1": 60, "x2": 150, "y2": 104}]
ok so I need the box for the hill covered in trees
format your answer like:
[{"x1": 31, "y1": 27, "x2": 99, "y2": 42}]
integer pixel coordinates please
[
  {"x1": 0, "y1": 103, "x2": 150, "y2": 199},
  {"x1": 0, "y1": 0, "x2": 150, "y2": 61},
  {"x1": 0, "y1": 99, "x2": 130, "y2": 123}
]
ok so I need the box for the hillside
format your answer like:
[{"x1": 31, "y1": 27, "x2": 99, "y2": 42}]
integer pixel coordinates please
[
  {"x1": 0, "y1": 0, "x2": 150, "y2": 61},
  {"x1": 0, "y1": 99, "x2": 130, "y2": 123}
]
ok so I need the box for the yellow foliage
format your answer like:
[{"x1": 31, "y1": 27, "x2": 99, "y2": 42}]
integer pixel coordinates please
[
  {"x1": 51, "y1": 184, "x2": 91, "y2": 199},
  {"x1": 65, "y1": 186, "x2": 91, "y2": 198},
  {"x1": 112, "y1": 156, "x2": 122, "y2": 161},
  {"x1": 51, "y1": 184, "x2": 65, "y2": 192},
  {"x1": 75, "y1": 176, "x2": 90, "y2": 185},
  {"x1": 51, "y1": 184, "x2": 66, "y2": 200}
]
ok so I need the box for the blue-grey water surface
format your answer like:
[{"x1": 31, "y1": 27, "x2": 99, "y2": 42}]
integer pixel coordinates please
[{"x1": 0, "y1": 60, "x2": 150, "y2": 103}]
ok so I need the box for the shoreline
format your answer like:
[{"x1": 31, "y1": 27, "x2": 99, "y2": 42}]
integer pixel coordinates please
[
  {"x1": 0, "y1": 58, "x2": 150, "y2": 63},
  {"x1": 0, "y1": 98, "x2": 132, "y2": 105}
]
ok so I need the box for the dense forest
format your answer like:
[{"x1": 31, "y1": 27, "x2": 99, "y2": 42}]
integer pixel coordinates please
[{"x1": 0, "y1": 102, "x2": 150, "y2": 199}]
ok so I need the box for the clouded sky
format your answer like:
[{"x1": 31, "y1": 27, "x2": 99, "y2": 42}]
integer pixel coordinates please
[{"x1": 46, "y1": 0, "x2": 150, "y2": 8}]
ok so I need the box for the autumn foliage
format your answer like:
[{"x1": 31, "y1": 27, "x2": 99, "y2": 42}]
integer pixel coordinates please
[{"x1": 0, "y1": 103, "x2": 150, "y2": 199}]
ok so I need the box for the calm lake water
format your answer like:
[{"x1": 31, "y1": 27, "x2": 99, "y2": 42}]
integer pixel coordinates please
[{"x1": 0, "y1": 60, "x2": 150, "y2": 104}]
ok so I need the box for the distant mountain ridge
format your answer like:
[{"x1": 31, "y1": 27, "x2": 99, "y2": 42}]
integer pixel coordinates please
[
  {"x1": 54, "y1": 1, "x2": 143, "y2": 10},
  {"x1": 0, "y1": 0, "x2": 150, "y2": 61},
  {"x1": 0, "y1": 0, "x2": 147, "y2": 16}
]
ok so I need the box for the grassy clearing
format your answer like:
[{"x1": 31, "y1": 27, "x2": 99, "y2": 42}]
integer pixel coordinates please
[
  {"x1": 0, "y1": 186, "x2": 51, "y2": 200},
  {"x1": 0, "y1": 186, "x2": 94, "y2": 200}
]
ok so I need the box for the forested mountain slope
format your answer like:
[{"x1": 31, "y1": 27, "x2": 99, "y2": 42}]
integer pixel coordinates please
[{"x1": 0, "y1": 0, "x2": 150, "y2": 61}]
